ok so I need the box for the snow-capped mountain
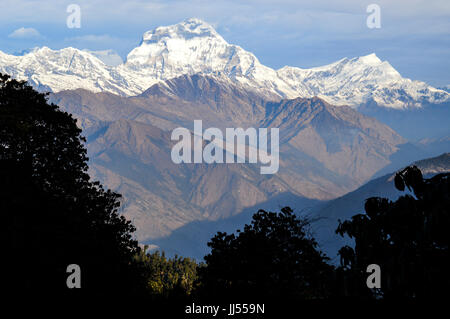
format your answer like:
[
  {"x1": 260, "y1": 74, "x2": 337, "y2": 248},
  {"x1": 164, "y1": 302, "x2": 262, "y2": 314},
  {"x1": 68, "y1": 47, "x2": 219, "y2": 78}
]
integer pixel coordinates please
[
  {"x1": 0, "y1": 46, "x2": 130, "y2": 95},
  {"x1": 278, "y1": 55, "x2": 448, "y2": 108},
  {"x1": 1, "y1": 18, "x2": 448, "y2": 108}
]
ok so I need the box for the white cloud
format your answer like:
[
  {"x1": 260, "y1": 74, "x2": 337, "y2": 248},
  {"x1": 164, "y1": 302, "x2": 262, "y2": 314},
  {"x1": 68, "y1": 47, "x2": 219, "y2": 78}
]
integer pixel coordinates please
[{"x1": 8, "y1": 27, "x2": 41, "y2": 39}]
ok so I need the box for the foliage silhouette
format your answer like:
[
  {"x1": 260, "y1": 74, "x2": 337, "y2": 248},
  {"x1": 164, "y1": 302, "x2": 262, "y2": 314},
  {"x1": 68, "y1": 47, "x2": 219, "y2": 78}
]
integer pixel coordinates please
[
  {"x1": 0, "y1": 74, "x2": 147, "y2": 298},
  {"x1": 197, "y1": 207, "x2": 334, "y2": 301},
  {"x1": 336, "y1": 165, "x2": 450, "y2": 299}
]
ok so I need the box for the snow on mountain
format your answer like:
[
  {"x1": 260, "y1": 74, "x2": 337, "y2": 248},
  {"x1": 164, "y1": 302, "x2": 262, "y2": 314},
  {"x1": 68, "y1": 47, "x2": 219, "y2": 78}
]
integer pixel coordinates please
[
  {"x1": 118, "y1": 18, "x2": 295, "y2": 99},
  {"x1": 0, "y1": 46, "x2": 132, "y2": 95},
  {"x1": 0, "y1": 18, "x2": 448, "y2": 108},
  {"x1": 277, "y1": 54, "x2": 448, "y2": 108}
]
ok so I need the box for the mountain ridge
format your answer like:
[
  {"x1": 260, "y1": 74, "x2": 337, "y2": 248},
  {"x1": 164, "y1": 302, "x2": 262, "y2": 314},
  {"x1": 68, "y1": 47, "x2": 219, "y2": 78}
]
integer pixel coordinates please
[
  {"x1": 1, "y1": 18, "x2": 449, "y2": 108},
  {"x1": 47, "y1": 75, "x2": 416, "y2": 243}
]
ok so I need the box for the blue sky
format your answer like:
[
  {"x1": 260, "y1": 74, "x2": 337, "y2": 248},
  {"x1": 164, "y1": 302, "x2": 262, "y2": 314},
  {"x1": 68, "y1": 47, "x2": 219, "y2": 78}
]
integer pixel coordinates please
[{"x1": 1, "y1": 0, "x2": 449, "y2": 87}]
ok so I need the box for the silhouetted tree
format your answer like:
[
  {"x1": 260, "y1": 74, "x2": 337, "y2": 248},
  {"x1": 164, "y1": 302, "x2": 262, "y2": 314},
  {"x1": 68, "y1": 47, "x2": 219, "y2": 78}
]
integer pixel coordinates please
[
  {"x1": 336, "y1": 165, "x2": 450, "y2": 299},
  {"x1": 197, "y1": 207, "x2": 334, "y2": 301},
  {"x1": 0, "y1": 74, "x2": 147, "y2": 298}
]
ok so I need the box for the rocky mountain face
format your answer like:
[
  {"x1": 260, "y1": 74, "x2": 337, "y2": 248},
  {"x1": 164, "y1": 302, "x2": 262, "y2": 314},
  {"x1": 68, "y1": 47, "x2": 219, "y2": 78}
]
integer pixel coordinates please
[
  {"x1": 48, "y1": 74, "x2": 410, "y2": 244},
  {"x1": 263, "y1": 97, "x2": 405, "y2": 184},
  {"x1": 2, "y1": 18, "x2": 449, "y2": 108}
]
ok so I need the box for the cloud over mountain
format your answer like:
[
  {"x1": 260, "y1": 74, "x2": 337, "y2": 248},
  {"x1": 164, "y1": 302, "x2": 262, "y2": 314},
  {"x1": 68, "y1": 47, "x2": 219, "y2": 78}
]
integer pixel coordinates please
[{"x1": 8, "y1": 27, "x2": 41, "y2": 39}]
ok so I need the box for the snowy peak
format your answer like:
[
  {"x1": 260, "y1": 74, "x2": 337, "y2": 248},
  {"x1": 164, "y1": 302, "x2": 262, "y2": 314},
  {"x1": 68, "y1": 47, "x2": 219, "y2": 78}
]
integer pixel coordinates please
[
  {"x1": 122, "y1": 18, "x2": 281, "y2": 98},
  {"x1": 125, "y1": 18, "x2": 228, "y2": 69},
  {"x1": 126, "y1": 18, "x2": 226, "y2": 66},
  {"x1": 0, "y1": 18, "x2": 449, "y2": 108},
  {"x1": 278, "y1": 53, "x2": 400, "y2": 82},
  {"x1": 276, "y1": 53, "x2": 444, "y2": 108},
  {"x1": 141, "y1": 18, "x2": 222, "y2": 43},
  {"x1": 354, "y1": 52, "x2": 382, "y2": 65},
  {"x1": 0, "y1": 46, "x2": 130, "y2": 94},
  {"x1": 344, "y1": 53, "x2": 401, "y2": 80}
]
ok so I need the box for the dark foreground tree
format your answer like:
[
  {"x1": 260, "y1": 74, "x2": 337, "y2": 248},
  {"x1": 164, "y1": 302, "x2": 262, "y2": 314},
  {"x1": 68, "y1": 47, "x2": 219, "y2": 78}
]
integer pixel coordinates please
[
  {"x1": 336, "y1": 166, "x2": 450, "y2": 299},
  {"x1": 0, "y1": 74, "x2": 147, "y2": 298},
  {"x1": 197, "y1": 207, "x2": 334, "y2": 301}
]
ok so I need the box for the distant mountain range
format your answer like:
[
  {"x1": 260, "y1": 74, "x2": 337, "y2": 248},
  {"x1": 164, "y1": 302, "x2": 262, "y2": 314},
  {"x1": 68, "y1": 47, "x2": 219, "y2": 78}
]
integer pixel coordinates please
[
  {"x1": 47, "y1": 73, "x2": 445, "y2": 244},
  {"x1": 1, "y1": 18, "x2": 449, "y2": 259},
  {"x1": 1, "y1": 18, "x2": 449, "y2": 108}
]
